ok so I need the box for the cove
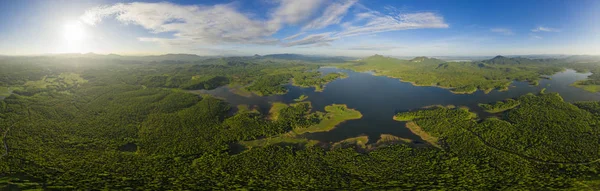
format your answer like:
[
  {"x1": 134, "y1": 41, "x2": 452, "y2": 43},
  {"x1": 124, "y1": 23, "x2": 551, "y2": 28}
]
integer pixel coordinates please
[{"x1": 197, "y1": 68, "x2": 600, "y2": 144}]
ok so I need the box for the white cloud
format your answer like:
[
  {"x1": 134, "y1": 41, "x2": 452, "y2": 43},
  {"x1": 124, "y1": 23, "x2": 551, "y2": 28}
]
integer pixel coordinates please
[
  {"x1": 288, "y1": 9, "x2": 448, "y2": 46},
  {"x1": 335, "y1": 12, "x2": 449, "y2": 38},
  {"x1": 269, "y1": 0, "x2": 324, "y2": 28},
  {"x1": 81, "y1": 2, "x2": 279, "y2": 45},
  {"x1": 283, "y1": 32, "x2": 306, "y2": 41},
  {"x1": 529, "y1": 34, "x2": 543, "y2": 39},
  {"x1": 80, "y1": 2, "x2": 448, "y2": 48},
  {"x1": 302, "y1": 0, "x2": 357, "y2": 30},
  {"x1": 283, "y1": 32, "x2": 337, "y2": 47},
  {"x1": 490, "y1": 28, "x2": 514, "y2": 35},
  {"x1": 531, "y1": 26, "x2": 560, "y2": 32}
]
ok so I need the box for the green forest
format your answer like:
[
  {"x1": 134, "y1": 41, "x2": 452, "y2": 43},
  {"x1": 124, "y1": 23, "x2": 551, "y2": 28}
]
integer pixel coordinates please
[
  {"x1": 2, "y1": 55, "x2": 600, "y2": 190},
  {"x1": 478, "y1": 98, "x2": 520, "y2": 113},
  {"x1": 339, "y1": 55, "x2": 600, "y2": 94},
  {"x1": 394, "y1": 92, "x2": 600, "y2": 189}
]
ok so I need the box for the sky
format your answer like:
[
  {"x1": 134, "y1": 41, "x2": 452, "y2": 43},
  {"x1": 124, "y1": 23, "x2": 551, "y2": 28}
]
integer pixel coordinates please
[{"x1": 0, "y1": 0, "x2": 599, "y2": 57}]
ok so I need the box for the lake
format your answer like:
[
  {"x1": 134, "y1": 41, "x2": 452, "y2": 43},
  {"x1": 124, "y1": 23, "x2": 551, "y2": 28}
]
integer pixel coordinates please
[{"x1": 198, "y1": 68, "x2": 600, "y2": 144}]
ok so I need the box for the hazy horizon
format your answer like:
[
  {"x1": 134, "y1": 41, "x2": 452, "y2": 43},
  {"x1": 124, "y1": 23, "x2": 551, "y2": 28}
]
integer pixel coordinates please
[
  {"x1": 0, "y1": 52, "x2": 596, "y2": 60},
  {"x1": 1, "y1": 0, "x2": 599, "y2": 56}
]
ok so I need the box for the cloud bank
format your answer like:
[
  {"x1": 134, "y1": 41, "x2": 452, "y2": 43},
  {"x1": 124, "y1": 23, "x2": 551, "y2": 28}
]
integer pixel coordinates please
[
  {"x1": 80, "y1": 1, "x2": 449, "y2": 48},
  {"x1": 531, "y1": 26, "x2": 560, "y2": 32}
]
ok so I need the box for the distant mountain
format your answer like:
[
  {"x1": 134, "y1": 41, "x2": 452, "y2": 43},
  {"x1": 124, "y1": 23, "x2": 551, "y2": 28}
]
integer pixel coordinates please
[
  {"x1": 507, "y1": 54, "x2": 572, "y2": 59},
  {"x1": 361, "y1": 55, "x2": 446, "y2": 65},
  {"x1": 563, "y1": 55, "x2": 600, "y2": 63},
  {"x1": 361, "y1": 54, "x2": 392, "y2": 61},
  {"x1": 483, "y1": 55, "x2": 544, "y2": 65},
  {"x1": 485, "y1": 56, "x2": 516, "y2": 64},
  {"x1": 260, "y1": 54, "x2": 353, "y2": 63},
  {"x1": 409, "y1": 56, "x2": 446, "y2": 64},
  {"x1": 363, "y1": 54, "x2": 385, "y2": 59},
  {"x1": 141, "y1": 54, "x2": 207, "y2": 62}
]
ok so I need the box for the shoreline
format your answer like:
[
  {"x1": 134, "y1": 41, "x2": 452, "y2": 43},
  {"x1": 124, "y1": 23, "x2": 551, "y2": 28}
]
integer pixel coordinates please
[{"x1": 342, "y1": 67, "x2": 548, "y2": 95}]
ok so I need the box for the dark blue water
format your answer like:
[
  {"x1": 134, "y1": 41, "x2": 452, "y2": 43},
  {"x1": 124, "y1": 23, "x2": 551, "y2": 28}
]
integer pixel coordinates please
[{"x1": 198, "y1": 68, "x2": 600, "y2": 143}]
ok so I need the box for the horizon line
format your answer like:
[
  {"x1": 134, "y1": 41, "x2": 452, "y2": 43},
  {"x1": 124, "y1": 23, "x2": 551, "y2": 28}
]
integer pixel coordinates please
[{"x1": 1, "y1": 52, "x2": 598, "y2": 58}]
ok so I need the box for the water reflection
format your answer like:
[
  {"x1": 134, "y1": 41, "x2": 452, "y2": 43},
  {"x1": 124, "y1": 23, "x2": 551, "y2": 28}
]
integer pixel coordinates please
[{"x1": 198, "y1": 68, "x2": 599, "y2": 143}]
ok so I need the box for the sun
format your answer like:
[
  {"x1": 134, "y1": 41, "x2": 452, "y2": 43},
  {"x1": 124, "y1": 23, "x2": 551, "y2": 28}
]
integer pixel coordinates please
[
  {"x1": 63, "y1": 21, "x2": 86, "y2": 42},
  {"x1": 60, "y1": 20, "x2": 90, "y2": 53}
]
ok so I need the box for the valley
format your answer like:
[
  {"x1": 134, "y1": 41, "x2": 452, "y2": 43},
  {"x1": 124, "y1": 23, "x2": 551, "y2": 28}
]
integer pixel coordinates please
[{"x1": 1, "y1": 54, "x2": 600, "y2": 190}]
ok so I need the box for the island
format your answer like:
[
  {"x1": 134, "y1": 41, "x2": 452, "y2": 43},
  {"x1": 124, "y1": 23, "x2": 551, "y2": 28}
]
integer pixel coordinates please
[
  {"x1": 241, "y1": 102, "x2": 363, "y2": 148},
  {"x1": 293, "y1": 94, "x2": 308, "y2": 102}
]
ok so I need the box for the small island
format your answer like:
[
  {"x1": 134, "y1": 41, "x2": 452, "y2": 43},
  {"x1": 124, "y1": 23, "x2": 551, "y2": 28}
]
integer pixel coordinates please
[
  {"x1": 292, "y1": 72, "x2": 348, "y2": 92},
  {"x1": 294, "y1": 94, "x2": 308, "y2": 102},
  {"x1": 241, "y1": 103, "x2": 362, "y2": 148},
  {"x1": 293, "y1": 104, "x2": 363, "y2": 134}
]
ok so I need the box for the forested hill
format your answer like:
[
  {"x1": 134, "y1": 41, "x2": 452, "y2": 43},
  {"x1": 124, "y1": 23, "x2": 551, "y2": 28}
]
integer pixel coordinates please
[
  {"x1": 260, "y1": 53, "x2": 354, "y2": 63},
  {"x1": 409, "y1": 56, "x2": 446, "y2": 64},
  {"x1": 342, "y1": 54, "x2": 600, "y2": 94},
  {"x1": 484, "y1": 55, "x2": 541, "y2": 65},
  {"x1": 1, "y1": 55, "x2": 600, "y2": 189}
]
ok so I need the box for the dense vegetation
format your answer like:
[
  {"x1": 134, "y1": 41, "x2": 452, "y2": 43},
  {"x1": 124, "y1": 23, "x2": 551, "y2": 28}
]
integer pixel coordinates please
[
  {"x1": 0, "y1": 55, "x2": 366, "y2": 190},
  {"x1": 340, "y1": 55, "x2": 568, "y2": 94},
  {"x1": 241, "y1": 103, "x2": 362, "y2": 148},
  {"x1": 478, "y1": 98, "x2": 520, "y2": 113},
  {"x1": 394, "y1": 93, "x2": 600, "y2": 189},
  {"x1": 292, "y1": 72, "x2": 348, "y2": 92},
  {"x1": 570, "y1": 65, "x2": 600, "y2": 92},
  {"x1": 0, "y1": 55, "x2": 348, "y2": 98},
  {"x1": 2, "y1": 54, "x2": 600, "y2": 190},
  {"x1": 559, "y1": 60, "x2": 600, "y2": 92}
]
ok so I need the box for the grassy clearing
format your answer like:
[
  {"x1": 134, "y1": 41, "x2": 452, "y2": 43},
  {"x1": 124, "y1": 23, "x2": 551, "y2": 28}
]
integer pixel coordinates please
[
  {"x1": 23, "y1": 73, "x2": 87, "y2": 90},
  {"x1": 236, "y1": 104, "x2": 259, "y2": 114},
  {"x1": 331, "y1": 136, "x2": 369, "y2": 149},
  {"x1": 572, "y1": 81, "x2": 600, "y2": 92},
  {"x1": 294, "y1": 94, "x2": 308, "y2": 102},
  {"x1": 569, "y1": 179, "x2": 600, "y2": 191},
  {"x1": 293, "y1": 104, "x2": 362, "y2": 134},
  {"x1": 376, "y1": 134, "x2": 413, "y2": 145},
  {"x1": 227, "y1": 85, "x2": 254, "y2": 97},
  {"x1": 0, "y1": 87, "x2": 10, "y2": 97},
  {"x1": 268, "y1": 102, "x2": 290, "y2": 121},
  {"x1": 59, "y1": 73, "x2": 88, "y2": 85},
  {"x1": 405, "y1": 122, "x2": 440, "y2": 148}
]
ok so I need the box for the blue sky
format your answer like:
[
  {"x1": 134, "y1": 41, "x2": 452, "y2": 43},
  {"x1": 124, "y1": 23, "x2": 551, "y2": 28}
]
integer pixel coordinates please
[{"x1": 0, "y1": 0, "x2": 598, "y2": 56}]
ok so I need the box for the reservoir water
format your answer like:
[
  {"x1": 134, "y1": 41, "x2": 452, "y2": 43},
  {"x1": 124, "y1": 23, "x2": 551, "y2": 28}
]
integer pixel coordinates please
[{"x1": 198, "y1": 68, "x2": 600, "y2": 144}]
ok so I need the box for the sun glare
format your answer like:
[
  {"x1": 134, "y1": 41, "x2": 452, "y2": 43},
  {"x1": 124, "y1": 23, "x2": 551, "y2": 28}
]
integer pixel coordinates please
[
  {"x1": 63, "y1": 21, "x2": 85, "y2": 42},
  {"x1": 60, "y1": 20, "x2": 89, "y2": 53}
]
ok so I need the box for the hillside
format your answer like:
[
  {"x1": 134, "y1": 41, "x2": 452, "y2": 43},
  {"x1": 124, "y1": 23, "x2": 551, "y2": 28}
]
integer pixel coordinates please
[{"x1": 340, "y1": 55, "x2": 563, "y2": 94}]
